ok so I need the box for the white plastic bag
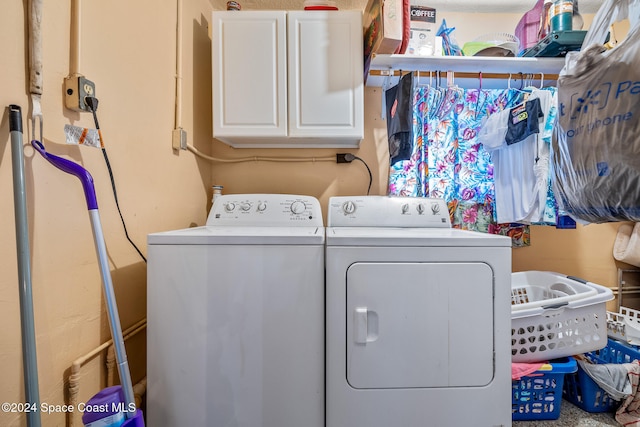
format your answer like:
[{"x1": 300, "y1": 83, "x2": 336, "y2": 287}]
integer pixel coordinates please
[{"x1": 553, "y1": 0, "x2": 640, "y2": 223}]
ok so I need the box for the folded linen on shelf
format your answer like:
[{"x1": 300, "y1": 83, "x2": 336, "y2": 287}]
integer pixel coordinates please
[{"x1": 614, "y1": 223, "x2": 640, "y2": 268}]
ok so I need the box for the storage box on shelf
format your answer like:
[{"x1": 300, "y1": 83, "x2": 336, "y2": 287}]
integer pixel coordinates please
[
  {"x1": 512, "y1": 357, "x2": 578, "y2": 421},
  {"x1": 511, "y1": 271, "x2": 614, "y2": 363},
  {"x1": 514, "y1": 0, "x2": 543, "y2": 54},
  {"x1": 563, "y1": 338, "x2": 640, "y2": 413}
]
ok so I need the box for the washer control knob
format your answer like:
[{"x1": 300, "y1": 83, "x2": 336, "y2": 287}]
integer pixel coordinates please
[
  {"x1": 417, "y1": 204, "x2": 425, "y2": 215},
  {"x1": 240, "y1": 203, "x2": 251, "y2": 212},
  {"x1": 401, "y1": 203, "x2": 409, "y2": 214},
  {"x1": 342, "y1": 201, "x2": 356, "y2": 215},
  {"x1": 290, "y1": 201, "x2": 306, "y2": 215},
  {"x1": 257, "y1": 202, "x2": 267, "y2": 212},
  {"x1": 431, "y1": 202, "x2": 441, "y2": 215},
  {"x1": 224, "y1": 202, "x2": 236, "y2": 212}
]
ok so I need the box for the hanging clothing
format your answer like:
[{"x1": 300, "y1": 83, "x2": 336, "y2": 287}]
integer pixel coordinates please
[
  {"x1": 388, "y1": 82, "x2": 532, "y2": 247},
  {"x1": 387, "y1": 83, "x2": 427, "y2": 197},
  {"x1": 479, "y1": 88, "x2": 556, "y2": 225},
  {"x1": 386, "y1": 73, "x2": 414, "y2": 165},
  {"x1": 505, "y1": 98, "x2": 543, "y2": 145},
  {"x1": 428, "y1": 87, "x2": 460, "y2": 203}
]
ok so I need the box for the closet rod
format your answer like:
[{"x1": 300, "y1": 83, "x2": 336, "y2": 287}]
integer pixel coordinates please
[{"x1": 369, "y1": 69, "x2": 559, "y2": 81}]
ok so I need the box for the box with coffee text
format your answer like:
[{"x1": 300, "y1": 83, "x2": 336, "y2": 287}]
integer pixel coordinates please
[{"x1": 407, "y1": 2, "x2": 437, "y2": 55}]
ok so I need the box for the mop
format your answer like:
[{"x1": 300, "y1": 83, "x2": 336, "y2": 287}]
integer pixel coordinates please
[
  {"x1": 30, "y1": 140, "x2": 144, "y2": 427},
  {"x1": 9, "y1": 105, "x2": 42, "y2": 427}
]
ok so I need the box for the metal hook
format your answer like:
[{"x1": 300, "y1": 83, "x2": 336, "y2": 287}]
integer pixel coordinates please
[{"x1": 539, "y1": 72, "x2": 545, "y2": 89}]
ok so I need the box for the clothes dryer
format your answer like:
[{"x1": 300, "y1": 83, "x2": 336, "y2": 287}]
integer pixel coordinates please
[
  {"x1": 325, "y1": 196, "x2": 512, "y2": 427},
  {"x1": 147, "y1": 194, "x2": 324, "y2": 427}
]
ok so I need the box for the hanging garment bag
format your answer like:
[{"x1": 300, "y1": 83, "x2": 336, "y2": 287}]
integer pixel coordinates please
[
  {"x1": 385, "y1": 73, "x2": 414, "y2": 166},
  {"x1": 553, "y1": 0, "x2": 640, "y2": 222}
]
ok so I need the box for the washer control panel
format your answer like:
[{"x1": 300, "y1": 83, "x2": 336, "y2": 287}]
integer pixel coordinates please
[
  {"x1": 206, "y1": 194, "x2": 323, "y2": 226},
  {"x1": 327, "y1": 196, "x2": 450, "y2": 228}
]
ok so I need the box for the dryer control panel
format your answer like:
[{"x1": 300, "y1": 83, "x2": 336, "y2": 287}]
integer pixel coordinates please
[
  {"x1": 206, "y1": 194, "x2": 323, "y2": 226},
  {"x1": 327, "y1": 196, "x2": 450, "y2": 228}
]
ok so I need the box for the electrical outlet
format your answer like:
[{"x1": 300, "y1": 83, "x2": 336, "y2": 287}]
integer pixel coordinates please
[
  {"x1": 64, "y1": 75, "x2": 96, "y2": 112},
  {"x1": 336, "y1": 153, "x2": 355, "y2": 163}
]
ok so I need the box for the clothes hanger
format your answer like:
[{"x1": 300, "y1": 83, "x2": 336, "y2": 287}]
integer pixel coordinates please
[
  {"x1": 506, "y1": 73, "x2": 531, "y2": 107},
  {"x1": 380, "y1": 70, "x2": 392, "y2": 121},
  {"x1": 446, "y1": 70, "x2": 456, "y2": 88},
  {"x1": 518, "y1": 72, "x2": 524, "y2": 90}
]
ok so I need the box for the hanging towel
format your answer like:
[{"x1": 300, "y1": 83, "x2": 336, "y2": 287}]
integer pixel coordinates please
[{"x1": 614, "y1": 223, "x2": 640, "y2": 268}]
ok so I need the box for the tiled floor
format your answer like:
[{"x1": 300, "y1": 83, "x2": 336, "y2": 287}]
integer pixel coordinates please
[{"x1": 513, "y1": 401, "x2": 619, "y2": 426}]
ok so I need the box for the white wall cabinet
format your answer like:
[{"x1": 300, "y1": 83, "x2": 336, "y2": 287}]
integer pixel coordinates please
[{"x1": 212, "y1": 10, "x2": 364, "y2": 148}]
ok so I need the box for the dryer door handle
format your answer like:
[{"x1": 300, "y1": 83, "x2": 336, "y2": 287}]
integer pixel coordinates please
[{"x1": 354, "y1": 307, "x2": 379, "y2": 344}]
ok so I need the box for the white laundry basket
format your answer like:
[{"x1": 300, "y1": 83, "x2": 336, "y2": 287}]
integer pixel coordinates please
[
  {"x1": 511, "y1": 271, "x2": 614, "y2": 363},
  {"x1": 607, "y1": 306, "x2": 640, "y2": 345}
]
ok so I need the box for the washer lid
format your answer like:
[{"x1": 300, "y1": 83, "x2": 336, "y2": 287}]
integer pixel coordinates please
[
  {"x1": 326, "y1": 227, "x2": 511, "y2": 247},
  {"x1": 148, "y1": 225, "x2": 325, "y2": 245}
]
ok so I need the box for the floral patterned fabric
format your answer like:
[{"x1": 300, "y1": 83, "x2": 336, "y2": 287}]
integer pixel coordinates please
[{"x1": 388, "y1": 82, "x2": 533, "y2": 247}]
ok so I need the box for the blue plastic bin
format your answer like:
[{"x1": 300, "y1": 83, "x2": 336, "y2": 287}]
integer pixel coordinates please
[
  {"x1": 563, "y1": 338, "x2": 640, "y2": 412},
  {"x1": 512, "y1": 357, "x2": 578, "y2": 420}
]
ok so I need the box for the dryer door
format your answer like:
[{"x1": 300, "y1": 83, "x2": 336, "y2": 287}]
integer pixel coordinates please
[{"x1": 346, "y1": 262, "x2": 494, "y2": 389}]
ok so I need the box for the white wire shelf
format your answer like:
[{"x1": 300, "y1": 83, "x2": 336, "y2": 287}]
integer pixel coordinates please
[{"x1": 367, "y1": 54, "x2": 567, "y2": 88}]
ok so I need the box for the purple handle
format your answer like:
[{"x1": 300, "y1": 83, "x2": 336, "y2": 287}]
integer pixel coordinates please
[{"x1": 31, "y1": 140, "x2": 98, "y2": 210}]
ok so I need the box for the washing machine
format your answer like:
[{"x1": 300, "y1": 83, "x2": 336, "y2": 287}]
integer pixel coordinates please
[
  {"x1": 147, "y1": 194, "x2": 324, "y2": 427},
  {"x1": 325, "y1": 196, "x2": 512, "y2": 427}
]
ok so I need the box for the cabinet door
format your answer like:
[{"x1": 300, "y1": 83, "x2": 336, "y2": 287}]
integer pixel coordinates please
[
  {"x1": 212, "y1": 11, "x2": 287, "y2": 138},
  {"x1": 287, "y1": 11, "x2": 363, "y2": 139}
]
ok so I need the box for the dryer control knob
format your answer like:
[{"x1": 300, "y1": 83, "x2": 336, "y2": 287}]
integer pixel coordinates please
[
  {"x1": 290, "y1": 201, "x2": 306, "y2": 214},
  {"x1": 416, "y1": 203, "x2": 425, "y2": 215},
  {"x1": 240, "y1": 203, "x2": 251, "y2": 212},
  {"x1": 342, "y1": 201, "x2": 356, "y2": 215},
  {"x1": 224, "y1": 202, "x2": 236, "y2": 212},
  {"x1": 257, "y1": 202, "x2": 267, "y2": 212},
  {"x1": 401, "y1": 203, "x2": 409, "y2": 214}
]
